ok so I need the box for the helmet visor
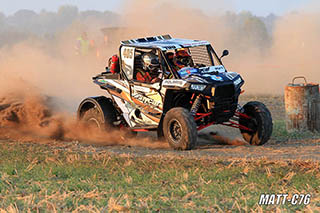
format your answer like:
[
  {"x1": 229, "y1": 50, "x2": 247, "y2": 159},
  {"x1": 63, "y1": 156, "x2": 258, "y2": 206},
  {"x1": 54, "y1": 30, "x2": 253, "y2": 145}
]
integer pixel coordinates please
[{"x1": 177, "y1": 56, "x2": 192, "y2": 66}]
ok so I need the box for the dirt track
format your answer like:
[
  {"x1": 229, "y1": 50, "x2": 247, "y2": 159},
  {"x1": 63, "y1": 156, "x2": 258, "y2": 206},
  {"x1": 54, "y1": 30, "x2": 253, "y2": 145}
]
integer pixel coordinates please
[
  {"x1": 4, "y1": 125, "x2": 317, "y2": 162},
  {"x1": 92, "y1": 126, "x2": 320, "y2": 162},
  {"x1": 101, "y1": 140, "x2": 320, "y2": 161},
  {"x1": 1, "y1": 123, "x2": 319, "y2": 162},
  {"x1": 1, "y1": 94, "x2": 319, "y2": 162}
]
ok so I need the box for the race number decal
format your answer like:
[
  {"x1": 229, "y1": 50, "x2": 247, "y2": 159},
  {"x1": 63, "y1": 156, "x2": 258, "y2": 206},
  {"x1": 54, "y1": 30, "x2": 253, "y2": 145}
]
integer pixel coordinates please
[
  {"x1": 123, "y1": 48, "x2": 134, "y2": 59},
  {"x1": 121, "y1": 47, "x2": 135, "y2": 79}
]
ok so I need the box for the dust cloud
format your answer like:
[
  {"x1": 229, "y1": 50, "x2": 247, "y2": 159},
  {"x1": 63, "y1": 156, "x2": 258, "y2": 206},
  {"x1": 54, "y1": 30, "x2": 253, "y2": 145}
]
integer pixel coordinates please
[
  {"x1": 0, "y1": 23, "x2": 167, "y2": 147},
  {"x1": 0, "y1": 82, "x2": 168, "y2": 148},
  {"x1": 119, "y1": 0, "x2": 320, "y2": 93},
  {"x1": 231, "y1": 11, "x2": 320, "y2": 93},
  {"x1": 0, "y1": 1, "x2": 319, "y2": 146}
]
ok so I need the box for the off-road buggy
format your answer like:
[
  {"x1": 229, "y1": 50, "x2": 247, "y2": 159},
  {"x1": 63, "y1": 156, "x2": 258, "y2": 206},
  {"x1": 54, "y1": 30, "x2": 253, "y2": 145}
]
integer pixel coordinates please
[{"x1": 77, "y1": 35, "x2": 273, "y2": 150}]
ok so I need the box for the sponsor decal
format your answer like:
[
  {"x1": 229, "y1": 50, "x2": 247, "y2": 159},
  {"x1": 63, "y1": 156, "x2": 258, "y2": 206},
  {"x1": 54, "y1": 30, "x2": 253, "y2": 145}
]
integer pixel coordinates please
[
  {"x1": 200, "y1": 65, "x2": 226, "y2": 74},
  {"x1": 199, "y1": 67, "x2": 210, "y2": 73},
  {"x1": 106, "y1": 80, "x2": 130, "y2": 94},
  {"x1": 214, "y1": 65, "x2": 226, "y2": 71},
  {"x1": 98, "y1": 79, "x2": 108, "y2": 83},
  {"x1": 210, "y1": 75, "x2": 223, "y2": 81},
  {"x1": 202, "y1": 74, "x2": 211, "y2": 78},
  {"x1": 121, "y1": 46, "x2": 135, "y2": 79},
  {"x1": 178, "y1": 67, "x2": 199, "y2": 77},
  {"x1": 134, "y1": 85, "x2": 150, "y2": 93},
  {"x1": 233, "y1": 77, "x2": 242, "y2": 86},
  {"x1": 182, "y1": 41, "x2": 209, "y2": 47},
  {"x1": 162, "y1": 79, "x2": 187, "y2": 87},
  {"x1": 122, "y1": 48, "x2": 134, "y2": 59},
  {"x1": 112, "y1": 96, "x2": 133, "y2": 127},
  {"x1": 225, "y1": 72, "x2": 238, "y2": 80},
  {"x1": 162, "y1": 45, "x2": 177, "y2": 50},
  {"x1": 132, "y1": 93, "x2": 161, "y2": 108},
  {"x1": 188, "y1": 76, "x2": 208, "y2": 83}
]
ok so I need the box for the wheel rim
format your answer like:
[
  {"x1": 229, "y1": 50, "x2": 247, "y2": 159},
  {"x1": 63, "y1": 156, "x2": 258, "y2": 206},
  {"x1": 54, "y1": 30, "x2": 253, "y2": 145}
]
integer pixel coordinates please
[
  {"x1": 239, "y1": 110, "x2": 259, "y2": 145},
  {"x1": 246, "y1": 118, "x2": 258, "y2": 133},
  {"x1": 87, "y1": 118, "x2": 101, "y2": 129},
  {"x1": 169, "y1": 119, "x2": 182, "y2": 143},
  {"x1": 239, "y1": 109, "x2": 258, "y2": 134}
]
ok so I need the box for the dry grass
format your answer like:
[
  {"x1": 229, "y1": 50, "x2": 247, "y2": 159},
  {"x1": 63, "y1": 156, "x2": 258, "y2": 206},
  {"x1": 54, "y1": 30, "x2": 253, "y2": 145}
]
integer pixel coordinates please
[{"x1": 0, "y1": 141, "x2": 319, "y2": 212}]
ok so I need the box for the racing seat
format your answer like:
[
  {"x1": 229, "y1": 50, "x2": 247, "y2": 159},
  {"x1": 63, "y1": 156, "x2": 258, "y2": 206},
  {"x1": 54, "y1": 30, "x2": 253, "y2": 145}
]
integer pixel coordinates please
[
  {"x1": 165, "y1": 52, "x2": 174, "y2": 67},
  {"x1": 133, "y1": 54, "x2": 144, "y2": 81}
]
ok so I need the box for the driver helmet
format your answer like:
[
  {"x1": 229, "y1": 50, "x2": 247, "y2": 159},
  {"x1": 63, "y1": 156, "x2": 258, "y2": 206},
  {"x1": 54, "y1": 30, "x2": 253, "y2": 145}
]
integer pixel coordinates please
[
  {"x1": 142, "y1": 52, "x2": 160, "y2": 72},
  {"x1": 174, "y1": 49, "x2": 193, "y2": 69}
]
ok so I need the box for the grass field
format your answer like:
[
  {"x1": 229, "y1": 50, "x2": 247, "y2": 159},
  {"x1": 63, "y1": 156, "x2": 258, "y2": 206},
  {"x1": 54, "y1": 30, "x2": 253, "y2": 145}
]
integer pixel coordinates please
[
  {"x1": 0, "y1": 95, "x2": 319, "y2": 212},
  {"x1": 242, "y1": 94, "x2": 320, "y2": 141},
  {"x1": 272, "y1": 120, "x2": 320, "y2": 142},
  {"x1": 0, "y1": 141, "x2": 319, "y2": 212}
]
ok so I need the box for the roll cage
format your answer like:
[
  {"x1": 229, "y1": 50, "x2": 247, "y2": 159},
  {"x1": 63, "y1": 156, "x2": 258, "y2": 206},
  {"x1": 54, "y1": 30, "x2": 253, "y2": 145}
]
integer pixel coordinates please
[{"x1": 118, "y1": 43, "x2": 225, "y2": 82}]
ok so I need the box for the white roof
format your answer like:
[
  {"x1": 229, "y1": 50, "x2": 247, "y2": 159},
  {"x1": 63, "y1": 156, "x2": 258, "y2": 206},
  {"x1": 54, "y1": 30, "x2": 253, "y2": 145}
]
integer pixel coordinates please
[{"x1": 121, "y1": 35, "x2": 210, "y2": 50}]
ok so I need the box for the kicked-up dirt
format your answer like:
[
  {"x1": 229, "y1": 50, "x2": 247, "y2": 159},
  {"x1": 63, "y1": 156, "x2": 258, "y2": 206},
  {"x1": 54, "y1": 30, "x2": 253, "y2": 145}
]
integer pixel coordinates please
[
  {"x1": 0, "y1": 92, "x2": 319, "y2": 162},
  {"x1": 80, "y1": 126, "x2": 320, "y2": 162},
  {"x1": 2, "y1": 129, "x2": 318, "y2": 162}
]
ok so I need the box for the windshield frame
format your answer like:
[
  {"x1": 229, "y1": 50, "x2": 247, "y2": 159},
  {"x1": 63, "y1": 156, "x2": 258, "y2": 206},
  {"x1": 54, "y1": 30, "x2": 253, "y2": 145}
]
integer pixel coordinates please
[
  {"x1": 208, "y1": 44, "x2": 224, "y2": 67},
  {"x1": 161, "y1": 44, "x2": 226, "y2": 79}
]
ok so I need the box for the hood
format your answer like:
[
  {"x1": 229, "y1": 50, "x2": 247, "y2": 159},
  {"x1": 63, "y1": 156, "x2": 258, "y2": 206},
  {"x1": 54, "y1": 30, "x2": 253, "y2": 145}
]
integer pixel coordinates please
[{"x1": 177, "y1": 65, "x2": 242, "y2": 85}]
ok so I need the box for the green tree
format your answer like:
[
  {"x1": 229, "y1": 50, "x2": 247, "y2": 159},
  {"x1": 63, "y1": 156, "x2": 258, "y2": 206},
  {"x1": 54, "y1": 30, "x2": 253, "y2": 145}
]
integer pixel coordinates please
[
  {"x1": 235, "y1": 11, "x2": 271, "y2": 51},
  {"x1": 0, "y1": 12, "x2": 5, "y2": 30},
  {"x1": 243, "y1": 16, "x2": 270, "y2": 47},
  {"x1": 58, "y1": 5, "x2": 79, "y2": 20}
]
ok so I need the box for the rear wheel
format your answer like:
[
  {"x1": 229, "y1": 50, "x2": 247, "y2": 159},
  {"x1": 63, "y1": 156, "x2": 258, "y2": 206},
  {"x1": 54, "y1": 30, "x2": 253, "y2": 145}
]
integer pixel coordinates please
[
  {"x1": 81, "y1": 106, "x2": 115, "y2": 131},
  {"x1": 80, "y1": 98, "x2": 117, "y2": 130},
  {"x1": 81, "y1": 103, "x2": 136, "y2": 138},
  {"x1": 239, "y1": 101, "x2": 273, "y2": 145},
  {"x1": 82, "y1": 108, "x2": 104, "y2": 130},
  {"x1": 163, "y1": 107, "x2": 197, "y2": 150}
]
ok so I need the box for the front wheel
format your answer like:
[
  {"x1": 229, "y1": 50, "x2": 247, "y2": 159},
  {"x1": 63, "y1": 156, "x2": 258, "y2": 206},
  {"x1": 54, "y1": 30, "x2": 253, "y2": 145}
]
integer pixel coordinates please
[
  {"x1": 239, "y1": 101, "x2": 273, "y2": 145},
  {"x1": 163, "y1": 107, "x2": 197, "y2": 150}
]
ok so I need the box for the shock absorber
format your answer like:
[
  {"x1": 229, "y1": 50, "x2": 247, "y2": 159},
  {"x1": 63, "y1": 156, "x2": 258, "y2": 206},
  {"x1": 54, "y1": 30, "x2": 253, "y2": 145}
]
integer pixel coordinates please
[{"x1": 190, "y1": 95, "x2": 202, "y2": 115}]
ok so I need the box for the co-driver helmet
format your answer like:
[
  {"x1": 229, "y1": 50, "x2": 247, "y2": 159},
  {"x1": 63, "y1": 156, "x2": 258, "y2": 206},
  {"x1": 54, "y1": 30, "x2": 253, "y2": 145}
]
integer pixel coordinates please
[{"x1": 142, "y1": 52, "x2": 160, "y2": 71}]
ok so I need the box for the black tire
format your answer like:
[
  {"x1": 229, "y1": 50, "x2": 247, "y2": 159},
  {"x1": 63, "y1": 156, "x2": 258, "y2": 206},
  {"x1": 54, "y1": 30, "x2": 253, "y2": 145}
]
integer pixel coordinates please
[
  {"x1": 82, "y1": 108, "x2": 105, "y2": 130},
  {"x1": 239, "y1": 101, "x2": 273, "y2": 145},
  {"x1": 81, "y1": 102, "x2": 116, "y2": 131},
  {"x1": 157, "y1": 119, "x2": 165, "y2": 140},
  {"x1": 81, "y1": 104, "x2": 137, "y2": 138},
  {"x1": 163, "y1": 107, "x2": 197, "y2": 150}
]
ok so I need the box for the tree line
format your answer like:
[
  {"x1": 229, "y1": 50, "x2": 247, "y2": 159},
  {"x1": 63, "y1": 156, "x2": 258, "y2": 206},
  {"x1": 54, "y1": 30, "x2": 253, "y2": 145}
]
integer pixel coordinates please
[{"x1": 0, "y1": 5, "x2": 277, "y2": 51}]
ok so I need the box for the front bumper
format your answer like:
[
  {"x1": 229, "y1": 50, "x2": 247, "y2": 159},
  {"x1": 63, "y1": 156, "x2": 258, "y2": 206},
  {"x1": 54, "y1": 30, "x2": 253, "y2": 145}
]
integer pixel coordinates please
[{"x1": 209, "y1": 84, "x2": 239, "y2": 123}]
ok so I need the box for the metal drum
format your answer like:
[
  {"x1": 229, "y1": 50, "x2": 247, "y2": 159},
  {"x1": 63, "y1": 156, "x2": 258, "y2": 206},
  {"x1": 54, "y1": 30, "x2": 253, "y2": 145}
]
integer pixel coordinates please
[
  {"x1": 314, "y1": 98, "x2": 320, "y2": 132},
  {"x1": 284, "y1": 76, "x2": 319, "y2": 132}
]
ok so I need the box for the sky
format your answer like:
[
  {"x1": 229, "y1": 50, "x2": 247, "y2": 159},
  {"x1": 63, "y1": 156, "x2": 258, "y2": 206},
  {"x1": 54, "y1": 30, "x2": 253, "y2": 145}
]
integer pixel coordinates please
[
  {"x1": 232, "y1": 0, "x2": 312, "y2": 16},
  {"x1": 0, "y1": 0, "x2": 313, "y2": 16}
]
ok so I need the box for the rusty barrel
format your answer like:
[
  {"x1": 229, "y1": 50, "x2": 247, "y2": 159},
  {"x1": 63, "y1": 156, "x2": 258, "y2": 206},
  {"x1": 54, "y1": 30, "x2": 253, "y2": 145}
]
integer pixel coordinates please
[
  {"x1": 284, "y1": 76, "x2": 319, "y2": 132},
  {"x1": 314, "y1": 98, "x2": 320, "y2": 131}
]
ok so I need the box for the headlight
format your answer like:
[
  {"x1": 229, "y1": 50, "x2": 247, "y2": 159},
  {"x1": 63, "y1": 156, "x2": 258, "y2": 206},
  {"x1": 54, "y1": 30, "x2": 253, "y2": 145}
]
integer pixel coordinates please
[
  {"x1": 190, "y1": 84, "x2": 206, "y2": 91},
  {"x1": 233, "y1": 77, "x2": 242, "y2": 88},
  {"x1": 211, "y1": 87, "x2": 215, "y2": 96}
]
